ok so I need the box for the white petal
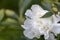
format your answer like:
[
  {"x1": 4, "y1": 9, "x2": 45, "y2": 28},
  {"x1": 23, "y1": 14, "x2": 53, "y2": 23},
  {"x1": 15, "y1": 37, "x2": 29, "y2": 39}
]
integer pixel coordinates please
[
  {"x1": 32, "y1": 26, "x2": 41, "y2": 38},
  {"x1": 44, "y1": 31, "x2": 49, "y2": 40},
  {"x1": 39, "y1": 10, "x2": 48, "y2": 17},
  {"x1": 48, "y1": 33, "x2": 56, "y2": 40},
  {"x1": 56, "y1": 15, "x2": 60, "y2": 21},
  {"x1": 25, "y1": 9, "x2": 32, "y2": 18},
  {"x1": 31, "y1": 4, "x2": 48, "y2": 17},
  {"x1": 21, "y1": 19, "x2": 32, "y2": 29},
  {"x1": 31, "y1": 4, "x2": 43, "y2": 12},
  {"x1": 40, "y1": 18, "x2": 52, "y2": 26},
  {"x1": 24, "y1": 29, "x2": 36, "y2": 39},
  {"x1": 43, "y1": 10, "x2": 49, "y2": 14},
  {"x1": 24, "y1": 27, "x2": 39, "y2": 39},
  {"x1": 52, "y1": 24, "x2": 60, "y2": 35},
  {"x1": 52, "y1": 15, "x2": 60, "y2": 23}
]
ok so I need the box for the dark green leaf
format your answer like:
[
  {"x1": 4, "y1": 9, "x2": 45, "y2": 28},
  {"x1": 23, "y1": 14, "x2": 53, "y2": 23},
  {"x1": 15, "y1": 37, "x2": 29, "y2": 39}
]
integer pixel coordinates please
[
  {"x1": 58, "y1": 21, "x2": 60, "y2": 23},
  {"x1": 41, "y1": 12, "x2": 53, "y2": 18},
  {"x1": 37, "y1": 35, "x2": 45, "y2": 40}
]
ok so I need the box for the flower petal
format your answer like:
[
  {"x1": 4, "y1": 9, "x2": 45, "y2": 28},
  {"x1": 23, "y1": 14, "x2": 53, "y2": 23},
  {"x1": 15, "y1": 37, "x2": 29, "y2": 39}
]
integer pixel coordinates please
[
  {"x1": 31, "y1": 4, "x2": 43, "y2": 12},
  {"x1": 52, "y1": 24, "x2": 60, "y2": 35},
  {"x1": 31, "y1": 4, "x2": 48, "y2": 17},
  {"x1": 49, "y1": 33, "x2": 56, "y2": 40},
  {"x1": 56, "y1": 15, "x2": 60, "y2": 22},
  {"x1": 52, "y1": 15, "x2": 60, "y2": 23},
  {"x1": 44, "y1": 31, "x2": 49, "y2": 40},
  {"x1": 24, "y1": 26, "x2": 41, "y2": 39},
  {"x1": 21, "y1": 18, "x2": 32, "y2": 29},
  {"x1": 24, "y1": 29, "x2": 35, "y2": 39},
  {"x1": 25, "y1": 9, "x2": 32, "y2": 18}
]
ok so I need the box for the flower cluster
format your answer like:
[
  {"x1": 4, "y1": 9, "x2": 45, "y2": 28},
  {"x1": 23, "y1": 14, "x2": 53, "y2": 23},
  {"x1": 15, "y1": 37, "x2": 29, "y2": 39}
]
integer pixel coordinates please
[{"x1": 21, "y1": 4, "x2": 60, "y2": 40}]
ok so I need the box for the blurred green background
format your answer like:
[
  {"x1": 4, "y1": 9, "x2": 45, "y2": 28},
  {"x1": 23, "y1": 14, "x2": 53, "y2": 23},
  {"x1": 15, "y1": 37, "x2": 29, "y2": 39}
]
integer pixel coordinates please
[{"x1": 0, "y1": 0, "x2": 60, "y2": 40}]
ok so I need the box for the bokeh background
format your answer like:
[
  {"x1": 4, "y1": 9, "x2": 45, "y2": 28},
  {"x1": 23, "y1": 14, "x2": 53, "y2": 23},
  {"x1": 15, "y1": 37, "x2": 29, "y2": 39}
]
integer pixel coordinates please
[{"x1": 0, "y1": 0, "x2": 60, "y2": 40}]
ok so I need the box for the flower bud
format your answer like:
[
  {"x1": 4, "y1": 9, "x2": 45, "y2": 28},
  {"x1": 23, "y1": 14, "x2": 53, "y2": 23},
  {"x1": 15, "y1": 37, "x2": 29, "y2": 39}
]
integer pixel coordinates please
[{"x1": 52, "y1": 7, "x2": 58, "y2": 14}]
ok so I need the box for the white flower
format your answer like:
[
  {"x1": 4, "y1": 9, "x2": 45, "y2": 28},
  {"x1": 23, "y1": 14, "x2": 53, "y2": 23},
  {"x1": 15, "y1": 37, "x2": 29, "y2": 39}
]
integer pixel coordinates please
[
  {"x1": 21, "y1": 4, "x2": 60, "y2": 40},
  {"x1": 22, "y1": 18, "x2": 53, "y2": 39}
]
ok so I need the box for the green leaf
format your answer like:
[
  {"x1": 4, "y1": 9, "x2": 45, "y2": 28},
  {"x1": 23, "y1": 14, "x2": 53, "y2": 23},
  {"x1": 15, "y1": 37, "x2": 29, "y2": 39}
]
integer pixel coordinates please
[
  {"x1": 0, "y1": 18, "x2": 17, "y2": 26},
  {"x1": 43, "y1": 0, "x2": 58, "y2": 3},
  {"x1": 57, "y1": 34, "x2": 60, "y2": 40},
  {"x1": 55, "y1": 2, "x2": 60, "y2": 11},
  {"x1": 0, "y1": 26, "x2": 5, "y2": 31},
  {"x1": 0, "y1": 37, "x2": 6, "y2": 40},
  {"x1": 37, "y1": 35, "x2": 45, "y2": 40},
  {"x1": 0, "y1": 9, "x2": 4, "y2": 21},
  {"x1": 41, "y1": 2, "x2": 52, "y2": 11},
  {"x1": 19, "y1": 0, "x2": 32, "y2": 24},
  {"x1": 0, "y1": 24, "x2": 23, "y2": 40},
  {"x1": 19, "y1": 0, "x2": 32, "y2": 16},
  {"x1": 5, "y1": 9, "x2": 18, "y2": 20},
  {"x1": 43, "y1": 0, "x2": 52, "y2": 2},
  {"x1": 41, "y1": 12, "x2": 53, "y2": 18},
  {"x1": 58, "y1": 21, "x2": 60, "y2": 23}
]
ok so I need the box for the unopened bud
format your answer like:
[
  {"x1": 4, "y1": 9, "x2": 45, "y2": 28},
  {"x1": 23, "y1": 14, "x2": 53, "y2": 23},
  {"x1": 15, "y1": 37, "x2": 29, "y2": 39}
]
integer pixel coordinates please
[{"x1": 52, "y1": 7, "x2": 58, "y2": 14}]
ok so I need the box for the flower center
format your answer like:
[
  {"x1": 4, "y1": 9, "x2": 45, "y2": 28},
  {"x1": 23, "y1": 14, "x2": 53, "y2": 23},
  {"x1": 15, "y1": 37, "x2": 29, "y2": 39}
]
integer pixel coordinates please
[{"x1": 43, "y1": 25, "x2": 49, "y2": 31}]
